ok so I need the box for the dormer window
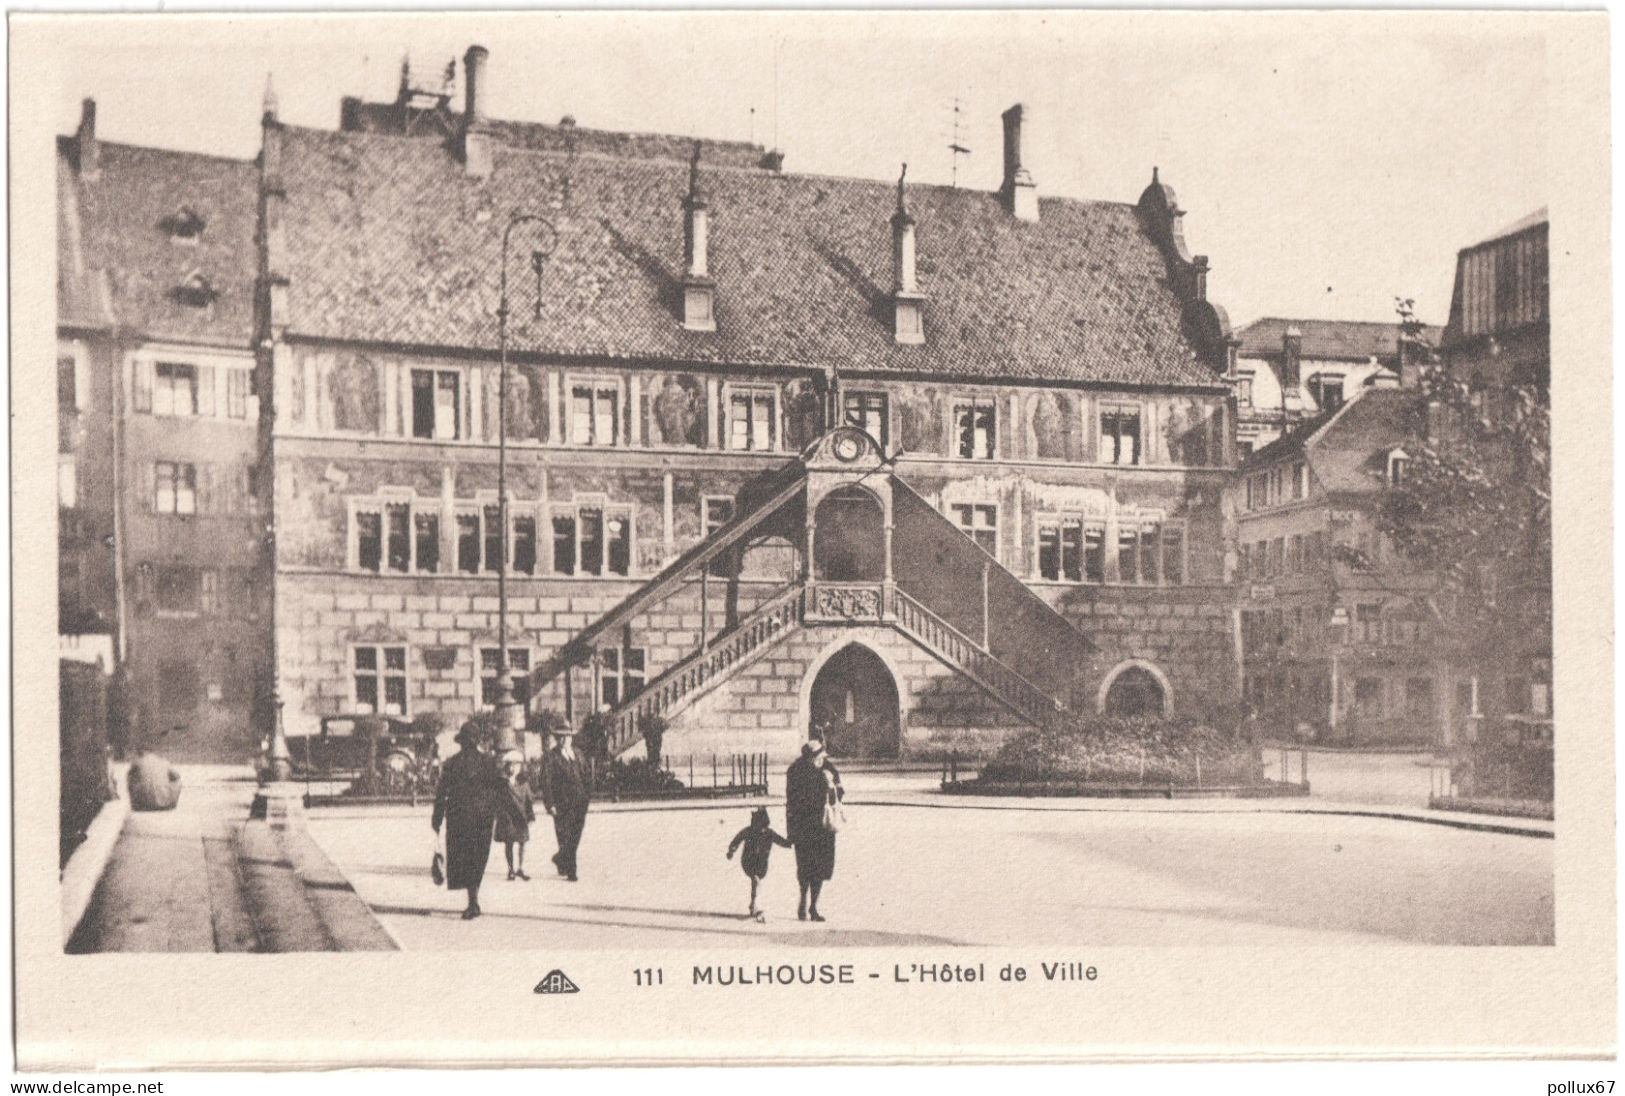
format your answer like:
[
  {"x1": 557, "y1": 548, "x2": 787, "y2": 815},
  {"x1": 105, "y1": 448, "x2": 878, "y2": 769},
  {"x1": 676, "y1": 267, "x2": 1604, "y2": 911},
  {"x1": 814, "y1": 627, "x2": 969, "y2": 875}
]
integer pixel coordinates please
[
  {"x1": 1308, "y1": 372, "x2": 1345, "y2": 413},
  {"x1": 173, "y1": 272, "x2": 217, "y2": 309},
  {"x1": 1388, "y1": 448, "x2": 1410, "y2": 486},
  {"x1": 161, "y1": 207, "x2": 206, "y2": 245}
]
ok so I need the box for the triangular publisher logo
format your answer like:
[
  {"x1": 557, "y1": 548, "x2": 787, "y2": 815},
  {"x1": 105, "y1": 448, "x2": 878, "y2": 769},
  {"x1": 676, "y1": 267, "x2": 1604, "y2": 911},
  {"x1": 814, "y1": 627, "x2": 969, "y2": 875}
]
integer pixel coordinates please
[{"x1": 535, "y1": 969, "x2": 580, "y2": 995}]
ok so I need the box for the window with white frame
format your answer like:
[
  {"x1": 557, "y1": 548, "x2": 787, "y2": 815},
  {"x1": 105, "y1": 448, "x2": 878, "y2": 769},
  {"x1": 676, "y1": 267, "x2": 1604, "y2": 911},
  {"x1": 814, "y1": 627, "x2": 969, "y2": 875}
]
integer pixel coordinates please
[
  {"x1": 551, "y1": 504, "x2": 633, "y2": 577},
  {"x1": 1388, "y1": 449, "x2": 1410, "y2": 486},
  {"x1": 953, "y1": 398, "x2": 997, "y2": 460},
  {"x1": 570, "y1": 380, "x2": 621, "y2": 446},
  {"x1": 949, "y1": 503, "x2": 998, "y2": 559},
  {"x1": 411, "y1": 368, "x2": 461, "y2": 440},
  {"x1": 599, "y1": 646, "x2": 647, "y2": 707},
  {"x1": 479, "y1": 647, "x2": 532, "y2": 706},
  {"x1": 844, "y1": 390, "x2": 889, "y2": 449},
  {"x1": 1235, "y1": 372, "x2": 1254, "y2": 408},
  {"x1": 726, "y1": 386, "x2": 777, "y2": 451},
  {"x1": 1037, "y1": 517, "x2": 1105, "y2": 583},
  {"x1": 1100, "y1": 405, "x2": 1142, "y2": 465},
  {"x1": 153, "y1": 362, "x2": 199, "y2": 417},
  {"x1": 153, "y1": 461, "x2": 197, "y2": 514},
  {"x1": 225, "y1": 369, "x2": 251, "y2": 419},
  {"x1": 353, "y1": 645, "x2": 408, "y2": 716},
  {"x1": 58, "y1": 455, "x2": 77, "y2": 509},
  {"x1": 1308, "y1": 373, "x2": 1345, "y2": 413}
]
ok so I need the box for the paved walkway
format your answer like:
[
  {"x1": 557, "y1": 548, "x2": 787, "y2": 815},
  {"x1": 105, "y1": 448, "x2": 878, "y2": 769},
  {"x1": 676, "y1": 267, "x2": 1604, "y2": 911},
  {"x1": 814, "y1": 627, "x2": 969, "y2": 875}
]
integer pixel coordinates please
[
  {"x1": 307, "y1": 785, "x2": 1554, "y2": 950},
  {"x1": 67, "y1": 767, "x2": 393, "y2": 953}
]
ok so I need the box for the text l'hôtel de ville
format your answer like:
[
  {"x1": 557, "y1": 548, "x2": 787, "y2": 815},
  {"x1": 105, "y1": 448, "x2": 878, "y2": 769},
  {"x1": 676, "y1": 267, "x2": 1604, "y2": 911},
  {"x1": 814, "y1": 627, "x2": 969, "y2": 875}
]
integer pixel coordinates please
[{"x1": 689, "y1": 961, "x2": 1098, "y2": 987}]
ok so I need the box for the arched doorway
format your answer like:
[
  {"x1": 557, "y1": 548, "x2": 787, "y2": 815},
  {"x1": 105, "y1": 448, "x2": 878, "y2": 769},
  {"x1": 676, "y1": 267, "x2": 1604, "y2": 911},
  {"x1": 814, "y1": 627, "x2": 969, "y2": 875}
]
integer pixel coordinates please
[
  {"x1": 1102, "y1": 665, "x2": 1168, "y2": 717},
  {"x1": 813, "y1": 486, "x2": 885, "y2": 581},
  {"x1": 808, "y1": 644, "x2": 900, "y2": 759}
]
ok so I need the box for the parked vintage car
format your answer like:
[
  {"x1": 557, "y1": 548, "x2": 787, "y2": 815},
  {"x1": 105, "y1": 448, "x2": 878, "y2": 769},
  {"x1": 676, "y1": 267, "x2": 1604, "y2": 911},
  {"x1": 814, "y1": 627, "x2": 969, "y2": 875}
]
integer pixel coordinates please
[{"x1": 285, "y1": 714, "x2": 441, "y2": 782}]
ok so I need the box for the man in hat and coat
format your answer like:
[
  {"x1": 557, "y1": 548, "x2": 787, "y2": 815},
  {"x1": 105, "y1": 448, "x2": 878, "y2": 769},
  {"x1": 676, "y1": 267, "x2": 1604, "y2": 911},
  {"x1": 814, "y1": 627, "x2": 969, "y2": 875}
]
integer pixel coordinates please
[
  {"x1": 539, "y1": 722, "x2": 593, "y2": 881},
  {"x1": 432, "y1": 720, "x2": 511, "y2": 919}
]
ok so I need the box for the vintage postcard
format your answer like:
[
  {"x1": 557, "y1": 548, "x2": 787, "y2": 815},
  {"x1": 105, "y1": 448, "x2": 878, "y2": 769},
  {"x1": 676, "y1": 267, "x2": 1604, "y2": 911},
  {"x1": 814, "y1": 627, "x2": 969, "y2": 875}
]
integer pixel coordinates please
[{"x1": 10, "y1": 9, "x2": 1613, "y2": 1068}]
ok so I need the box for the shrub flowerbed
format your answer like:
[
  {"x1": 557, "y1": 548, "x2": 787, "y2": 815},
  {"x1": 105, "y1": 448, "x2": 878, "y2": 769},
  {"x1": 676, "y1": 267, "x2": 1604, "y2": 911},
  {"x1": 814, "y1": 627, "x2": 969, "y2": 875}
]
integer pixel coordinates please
[{"x1": 975, "y1": 716, "x2": 1267, "y2": 788}]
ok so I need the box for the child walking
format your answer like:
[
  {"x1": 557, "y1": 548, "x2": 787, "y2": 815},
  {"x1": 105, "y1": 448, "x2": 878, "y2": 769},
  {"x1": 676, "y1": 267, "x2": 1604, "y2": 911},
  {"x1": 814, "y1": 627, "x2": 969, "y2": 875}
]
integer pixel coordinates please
[
  {"x1": 726, "y1": 806, "x2": 791, "y2": 921},
  {"x1": 495, "y1": 750, "x2": 537, "y2": 881}
]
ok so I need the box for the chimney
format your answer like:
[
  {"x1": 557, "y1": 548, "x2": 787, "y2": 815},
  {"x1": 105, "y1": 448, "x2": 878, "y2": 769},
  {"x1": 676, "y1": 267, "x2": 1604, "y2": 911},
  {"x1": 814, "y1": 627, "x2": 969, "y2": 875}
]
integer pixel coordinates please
[
  {"x1": 1192, "y1": 255, "x2": 1209, "y2": 301},
  {"x1": 891, "y1": 164, "x2": 925, "y2": 344},
  {"x1": 461, "y1": 45, "x2": 492, "y2": 177},
  {"x1": 1000, "y1": 103, "x2": 1038, "y2": 222},
  {"x1": 75, "y1": 98, "x2": 99, "y2": 179},
  {"x1": 463, "y1": 45, "x2": 489, "y2": 128},
  {"x1": 680, "y1": 143, "x2": 716, "y2": 332},
  {"x1": 1282, "y1": 325, "x2": 1303, "y2": 389}
]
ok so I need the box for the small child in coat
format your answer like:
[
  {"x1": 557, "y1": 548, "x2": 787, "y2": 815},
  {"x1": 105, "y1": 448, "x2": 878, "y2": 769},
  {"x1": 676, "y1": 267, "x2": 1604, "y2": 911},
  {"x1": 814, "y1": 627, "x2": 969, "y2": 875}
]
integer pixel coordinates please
[
  {"x1": 495, "y1": 751, "x2": 537, "y2": 881},
  {"x1": 726, "y1": 806, "x2": 792, "y2": 922}
]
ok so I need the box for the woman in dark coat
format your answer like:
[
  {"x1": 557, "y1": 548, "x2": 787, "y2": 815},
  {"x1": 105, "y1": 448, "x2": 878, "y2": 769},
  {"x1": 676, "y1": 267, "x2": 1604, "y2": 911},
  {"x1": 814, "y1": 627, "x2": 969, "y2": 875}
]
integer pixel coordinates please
[
  {"x1": 784, "y1": 738, "x2": 843, "y2": 922},
  {"x1": 431, "y1": 721, "x2": 510, "y2": 920}
]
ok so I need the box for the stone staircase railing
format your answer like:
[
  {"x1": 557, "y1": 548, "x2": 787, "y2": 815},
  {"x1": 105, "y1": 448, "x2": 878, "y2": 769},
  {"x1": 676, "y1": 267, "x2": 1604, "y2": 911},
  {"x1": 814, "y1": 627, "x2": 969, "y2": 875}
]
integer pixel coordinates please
[
  {"x1": 602, "y1": 582, "x2": 806, "y2": 757},
  {"x1": 893, "y1": 587, "x2": 1067, "y2": 731}
]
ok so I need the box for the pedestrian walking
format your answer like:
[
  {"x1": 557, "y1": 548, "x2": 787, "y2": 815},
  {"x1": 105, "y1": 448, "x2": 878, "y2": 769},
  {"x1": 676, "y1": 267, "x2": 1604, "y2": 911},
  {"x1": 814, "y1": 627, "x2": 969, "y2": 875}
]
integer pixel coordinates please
[
  {"x1": 431, "y1": 721, "x2": 508, "y2": 920},
  {"x1": 539, "y1": 723, "x2": 592, "y2": 882},
  {"x1": 726, "y1": 806, "x2": 792, "y2": 921},
  {"x1": 495, "y1": 749, "x2": 536, "y2": 881},
  {"x1": 784, "y1": 738, "x2": 844, "y2": 922}
]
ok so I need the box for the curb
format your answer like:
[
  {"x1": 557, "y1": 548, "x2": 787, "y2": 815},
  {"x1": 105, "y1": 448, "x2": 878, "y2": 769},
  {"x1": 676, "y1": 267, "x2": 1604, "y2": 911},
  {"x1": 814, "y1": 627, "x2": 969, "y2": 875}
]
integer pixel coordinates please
[
  {"x1": 266, "y1": 785, "x2": 401, "y2": 951},
  {"x1": 60, "y1": 791, "x2": 131, "y2": 949}
]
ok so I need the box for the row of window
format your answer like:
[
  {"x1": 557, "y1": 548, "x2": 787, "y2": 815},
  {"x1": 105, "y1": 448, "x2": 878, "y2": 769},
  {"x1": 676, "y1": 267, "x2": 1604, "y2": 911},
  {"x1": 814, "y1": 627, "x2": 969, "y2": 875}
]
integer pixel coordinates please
[
  {"x1": 1034, "y1": 518, "x2": 1185, "y2": 585},
  {"x1": 335, "y1": 367, "x2": 1173, "y2": 468},
  {"x1": 131, "y1": 361, "x2": 254, "y2": 420},
  {"x1": 148, "y1": 461, "x2": 255, "y2": 516},
  {"x1": 352, "y1": 643, "x2": 646, "y2": 718},
  {"x1": 1242, "y1": 604, "x2": 1429, "y2": 651},
  {"x1": 133, "y1": 564, "x2": 262, "y2": 619},
  {"x1": 1235, "y1": 372, "x2": 1347, "y2": 414},
  {"x1": 1243, "y1": 461, "x2": 1309, "y2": 511},
  {"x1": 1240, "y1": 531, "x2": 1328, "y2": 580},
  {"x1": 353, "y1": 500, "x2": 634, "y2": 578}
]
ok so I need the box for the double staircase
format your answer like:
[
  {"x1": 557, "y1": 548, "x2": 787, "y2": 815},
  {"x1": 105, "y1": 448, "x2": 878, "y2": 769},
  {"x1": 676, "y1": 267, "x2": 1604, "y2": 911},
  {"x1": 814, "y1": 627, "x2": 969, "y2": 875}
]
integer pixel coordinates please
[{"x1": 526, "y1": 437, "x2": 1092, "y2": 756}]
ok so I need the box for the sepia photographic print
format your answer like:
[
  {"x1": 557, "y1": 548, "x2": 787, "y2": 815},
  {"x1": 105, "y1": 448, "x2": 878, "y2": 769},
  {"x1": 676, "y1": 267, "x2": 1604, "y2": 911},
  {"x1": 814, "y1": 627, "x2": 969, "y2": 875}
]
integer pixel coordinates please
[{"x1": 11, "y1": 10, "x2": 1614, "y2": 1068}]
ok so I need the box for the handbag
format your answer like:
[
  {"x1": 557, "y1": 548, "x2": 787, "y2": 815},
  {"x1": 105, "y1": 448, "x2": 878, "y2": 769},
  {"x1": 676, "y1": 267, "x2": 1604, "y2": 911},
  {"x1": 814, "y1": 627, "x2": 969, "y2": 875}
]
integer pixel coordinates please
[
  {"x1": 820, "y1": 774, "x2": 846, "y2": 832},
  {"x1": 430, "y1": 828, "x2": 446, "y2": 886}
]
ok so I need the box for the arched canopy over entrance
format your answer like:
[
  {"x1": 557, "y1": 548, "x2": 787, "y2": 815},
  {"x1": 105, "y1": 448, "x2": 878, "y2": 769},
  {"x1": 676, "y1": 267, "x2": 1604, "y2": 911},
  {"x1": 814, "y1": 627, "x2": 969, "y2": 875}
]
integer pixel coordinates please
[
  {"x1": 1100, "y1": 663, "x2": 1169, "y2": 718},
  {"x1": 808, "y1": 643, "x2": 900, "y2": 759},
  {"x1": 813, "y1": 485, "x2": 885, "y2": 581}
]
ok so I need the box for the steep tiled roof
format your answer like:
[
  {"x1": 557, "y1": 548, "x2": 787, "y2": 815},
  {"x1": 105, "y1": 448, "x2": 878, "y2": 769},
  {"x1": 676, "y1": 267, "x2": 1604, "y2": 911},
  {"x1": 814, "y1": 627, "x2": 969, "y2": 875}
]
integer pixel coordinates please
[
  {"x1": 276, "y1": 124, "x2": 1225, "y2": 389},
  {"x1": 1241, "y1": 387, "x2": 1421, "y2": 493},
  {"x1": 56, "y1": 139, "x2": 257, "y2": 345},
  {"x1": 1236, "y1": 317, "x2": 1440, "y2": 363}
]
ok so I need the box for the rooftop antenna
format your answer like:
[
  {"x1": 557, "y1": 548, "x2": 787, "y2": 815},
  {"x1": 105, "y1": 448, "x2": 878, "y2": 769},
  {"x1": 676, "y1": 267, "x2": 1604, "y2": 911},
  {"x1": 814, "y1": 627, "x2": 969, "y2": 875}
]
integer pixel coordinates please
[
  {"x1": 749, "y1": 106, "x2": 756, "y2": 146},
  {"x1": 948, "y1": 97, "x2": 971, "y2": 189},
  {"x1": 772, "y1": 39, "x2": 781, "y2": 153}
]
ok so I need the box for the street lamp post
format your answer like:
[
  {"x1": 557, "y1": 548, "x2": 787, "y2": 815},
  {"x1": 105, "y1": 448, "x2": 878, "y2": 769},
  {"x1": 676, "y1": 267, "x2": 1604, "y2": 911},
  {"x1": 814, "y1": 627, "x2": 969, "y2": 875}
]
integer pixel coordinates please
[{"x1": 492, "y1": 213, "x2": 556, "y2": 754}]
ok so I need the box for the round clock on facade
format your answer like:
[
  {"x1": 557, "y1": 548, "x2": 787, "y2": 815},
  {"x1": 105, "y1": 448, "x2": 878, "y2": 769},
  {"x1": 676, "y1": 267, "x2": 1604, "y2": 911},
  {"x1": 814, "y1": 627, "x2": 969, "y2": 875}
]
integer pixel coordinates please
[{"x1": 833, "y1": 434, "x2": 863, "y2": 462}]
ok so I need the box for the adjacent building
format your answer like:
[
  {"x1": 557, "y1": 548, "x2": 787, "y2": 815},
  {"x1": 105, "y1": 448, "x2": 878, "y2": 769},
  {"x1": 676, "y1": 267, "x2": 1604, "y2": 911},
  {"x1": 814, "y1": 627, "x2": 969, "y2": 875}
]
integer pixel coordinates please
[
  {"x1": 1437, "y1": 207, "x2": 1551, "y2": 738},
  {"x1": 257, "y1": 47, "x2": 1244, "y2": 761},
  {"x1": 57, "y1": 100, "x2": 270, "y2": 762},
  {"x1": 1232, "y1": 383, "x2": 1462, "y2": 744},
  {"x1": 1232, "y1": 317, "x2": 1439, "y2": 456}
]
